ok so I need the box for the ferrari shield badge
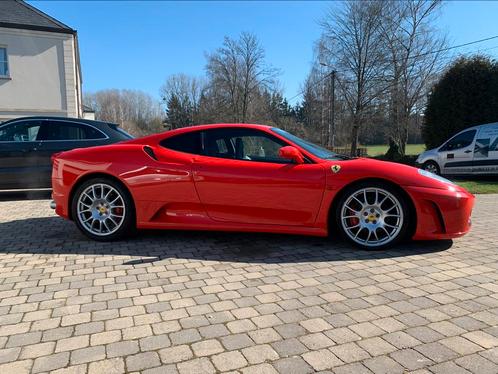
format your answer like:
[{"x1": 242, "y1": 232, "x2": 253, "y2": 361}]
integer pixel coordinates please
[{"x1": 331, "y1": 165, "x2": 341, "y2": 173}]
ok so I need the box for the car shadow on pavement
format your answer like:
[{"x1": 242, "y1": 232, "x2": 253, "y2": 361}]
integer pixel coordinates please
[
  {"x1": 0, "y1": 216, "x2": 453, "y2": 264},
  {"x1": 0, "y1": 190, "x2": 52, "y2": 201}
]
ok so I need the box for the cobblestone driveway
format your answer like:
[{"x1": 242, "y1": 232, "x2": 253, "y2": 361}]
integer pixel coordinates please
[{"x1": 0, "y1": 195, "x2": 497, "y2": 374}]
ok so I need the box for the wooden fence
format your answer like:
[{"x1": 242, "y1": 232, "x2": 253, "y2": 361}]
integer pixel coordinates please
[{"x1": 328, "y1": 147, "x2": 368, "y2": 157}]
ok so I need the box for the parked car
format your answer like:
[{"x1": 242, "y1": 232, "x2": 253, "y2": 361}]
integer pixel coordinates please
[
  {"x1": 417, "y1": 122, "x2": 498, "y2": 176},
  {"x1": 0, "y1": 116, "x2": 133, "y2": 190},
  {"x1": 52, "y1": 124, "x2": 474, "y2": 249}
]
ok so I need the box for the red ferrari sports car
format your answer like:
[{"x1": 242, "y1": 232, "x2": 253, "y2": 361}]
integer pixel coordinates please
[{"x1": 51, "y1": 124, "x2": 474, "y2": 249}]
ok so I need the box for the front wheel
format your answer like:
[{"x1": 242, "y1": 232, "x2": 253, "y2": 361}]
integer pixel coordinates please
[
  {"x1": 335, "y1": 182, "x2": 410, "y2": 249},
  {"x1": 422, "y1": 161, "x2": 440, "y2": 175},
  {"x1": 71, "y1": 178, "x2": 135, "y2": 241}
]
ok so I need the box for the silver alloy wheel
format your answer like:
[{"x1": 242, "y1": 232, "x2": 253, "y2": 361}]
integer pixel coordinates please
[
  {"x1": 76, "y1": 183, "x2": 126, "y2": 236},
  {"x1": 341, "y1": 187, "x2": 404, "y2": 247},
  {"x1": 424, "y1": 162, "x2": 439, "y2": 175}
]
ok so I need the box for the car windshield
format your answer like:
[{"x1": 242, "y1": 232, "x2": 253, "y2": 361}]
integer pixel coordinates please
[{"x1": 271, "y1": 128, "x2": 350, "y2": 160}]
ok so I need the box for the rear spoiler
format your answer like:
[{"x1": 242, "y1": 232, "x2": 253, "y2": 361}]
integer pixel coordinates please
[{"x1": 107, "y1": 122, "x2": 134, "y2": 139}]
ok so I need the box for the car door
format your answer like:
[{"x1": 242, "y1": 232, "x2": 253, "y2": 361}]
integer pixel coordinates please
[
  {"x1": 191, "y1": 128, "x2": 326, "y2": 226},
  {"x1": 473, "y1": 125, "x2": 498, "y2": 175},
  {"x1": 36, "y1": 119, "x2": 109, "y2": 187},
  {"x1": 439, "y1": 129, "x2": 477, "y2": 175},
  {"x1": 0, "y1": 119, "x2": 44, "y2": 189}
]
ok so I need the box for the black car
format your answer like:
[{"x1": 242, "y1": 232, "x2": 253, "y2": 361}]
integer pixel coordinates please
[{"x1": 0, "y1": 116, "x2": 133, "y2": 190}]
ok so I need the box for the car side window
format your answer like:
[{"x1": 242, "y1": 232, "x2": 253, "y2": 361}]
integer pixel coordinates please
[
  {"x1": 160, "y1": 131, "x2": 202, "y2": 155},
  {"x1": 41, "y1": 121, "x2": 107, "y2": 141},
  {"x1": 0, "y1": 120, "x2": 42, "y2": 142},
  {"x1": 440, "y1": 130, "x2": 476, "y2": 151},
  {"x1": 203, "y1": 128, "x2": 289, "y2": 163}
]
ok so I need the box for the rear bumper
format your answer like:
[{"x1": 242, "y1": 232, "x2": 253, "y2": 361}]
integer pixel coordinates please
[
  {"x1": 405, "y1": 185, "x2": 474, "y2": 240},
  {"x1": 52, "y1": 177, "x2": 70, "y2": 219}
]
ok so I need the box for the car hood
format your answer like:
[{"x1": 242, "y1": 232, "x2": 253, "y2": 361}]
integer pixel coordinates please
[
  {"x1": 322, "y1": 157, "x2": 467, "y2": 192},
  {"x1": 416, "y1": 148, "x2": 438, "y2": 163}
]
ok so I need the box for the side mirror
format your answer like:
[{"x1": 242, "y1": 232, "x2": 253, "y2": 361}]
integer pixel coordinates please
[{"x1": 279, "y1": 146, "x2": 304, "y2": 164}]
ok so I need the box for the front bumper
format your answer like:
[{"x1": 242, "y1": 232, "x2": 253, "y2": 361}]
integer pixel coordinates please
[{"x1": 405, "y1": 185, "x2": 474, "y2": 240}]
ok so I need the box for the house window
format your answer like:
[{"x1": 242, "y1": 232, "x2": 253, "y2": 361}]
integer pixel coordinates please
[{"x1": 0, "y1": 47, "x2": 9, "y2": 77}]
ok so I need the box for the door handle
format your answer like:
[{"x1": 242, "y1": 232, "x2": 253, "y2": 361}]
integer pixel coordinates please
[{"x1": 464, "y1": 150, "x2": 472, "y2": 154}]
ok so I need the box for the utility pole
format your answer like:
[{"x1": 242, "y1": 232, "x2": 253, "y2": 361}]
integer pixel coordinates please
[
  {"x1": 328, "y1": 70, "x2": 336, "y2": 148},
  {"x1": 320, "y1": 62, "x2": 336, "y2": 149},
  {"x1": 321, "y1": 76, "x2": 326, "y2": 146}
]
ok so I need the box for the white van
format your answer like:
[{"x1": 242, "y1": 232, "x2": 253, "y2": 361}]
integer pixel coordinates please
[{"x1": 416, "y1": 122, "x2": 498, "y2": 176}]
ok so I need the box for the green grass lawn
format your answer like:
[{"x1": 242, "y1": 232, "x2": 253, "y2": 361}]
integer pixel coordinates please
[
  {"x1": 366, "y1": 144, "x2": 425, "y2": 156},
  {"x1": 451, "y1": 178, "x2": 498, "y2": 194}
]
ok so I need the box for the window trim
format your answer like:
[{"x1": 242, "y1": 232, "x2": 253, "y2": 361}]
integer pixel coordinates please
[
  {"x1": 0, "y1": 119, "x2": 43, "y2": 143},
  {"x1": 40, "y1": 119, "x2": 109, "y2": 142},
  {"x1": 0, "y1": 46, "x2": 10, "y2": 79},
  {"x1": 160, "y1": 127, "x2": 314, "y2": 164},
  {"x1": 0, "y1": 119, "x2": 109, "y2": 143},
  {"x1": 159, "y1": 130, "x2": 203, "y2": 156},
  {"x1": 201, "y1": 127, "x2": 294, "y2": 164},
  {"x1": 439, "y1": 129, "x2": 477, "y2": 152}
]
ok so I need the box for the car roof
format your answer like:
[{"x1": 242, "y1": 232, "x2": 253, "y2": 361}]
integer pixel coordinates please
[
  {"x1": 170, "y1": 123, "x2": 271, "y2": 133},
  {"x1": 461, "y1": 122, "x2": 498, "y2": 132},
  {"x1": 124, "y1": 123, "x2": 273, "y2": 144},
  {"x1": 0, "y1": 116, "x2": 118, "y2": 127}
]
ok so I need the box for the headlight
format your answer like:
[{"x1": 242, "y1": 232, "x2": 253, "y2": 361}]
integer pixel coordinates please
[{"x1": 418, "y1": 169, "x2": 455, "y2": 185}]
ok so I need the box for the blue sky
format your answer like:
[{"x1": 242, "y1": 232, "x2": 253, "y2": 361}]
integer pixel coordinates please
[{"x1": 31, "y1": 1, "x2": 498, "y2": 104}]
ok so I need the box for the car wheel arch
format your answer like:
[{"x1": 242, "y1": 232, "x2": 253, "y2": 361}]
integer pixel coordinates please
[
  {"x1": 422, "y1": 160, "x2": 441, "y2": 175},
  {"x1": 328, "y1": 177, "x2": 417, "y2": 240},
  {"x1": 67, "y1": 172, "x2": 136, "y2": 222}
]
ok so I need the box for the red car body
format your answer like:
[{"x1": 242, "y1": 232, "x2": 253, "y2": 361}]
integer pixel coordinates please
[{"x1": 52, "y1": 124, "x2": 474, "y2": 242}]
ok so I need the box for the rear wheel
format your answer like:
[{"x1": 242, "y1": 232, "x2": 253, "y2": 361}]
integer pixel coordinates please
[
  {"x1": 335, "y1": 182, "x2": 410, "y2": 249},
  {"x1": 422, "y1": 161, "x2": 440, "y2": 175},
  {"x1": 71, "y1": 178, "x2": 135, "y2": 241}
]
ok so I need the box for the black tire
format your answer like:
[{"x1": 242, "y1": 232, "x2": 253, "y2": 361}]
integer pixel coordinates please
[
  {"x1": 335, "y1": 181, "x2": 411, "y2": 250},
  {"x1": 71, "y1": 177, "x2": 135, "y2": 241},
  {"x1": 422, "y1": 161, "x2": 441, "y2": 175}
]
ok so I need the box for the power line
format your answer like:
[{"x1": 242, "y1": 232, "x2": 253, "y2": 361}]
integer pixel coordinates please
[
  {"x1": 410, "y1": 34, "x2": 498, "y2": 59},
  {"x1": 287, "y1": 34, "x2": 498, "y2": 105}
]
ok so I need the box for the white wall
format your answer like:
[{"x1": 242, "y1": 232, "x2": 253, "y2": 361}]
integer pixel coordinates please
[
  {"x1": 0, "y1": 27, "x2": 81, "y2": 121},
  {"x1": 82, "y1": 111, "x2": 95, "y2": 120}
]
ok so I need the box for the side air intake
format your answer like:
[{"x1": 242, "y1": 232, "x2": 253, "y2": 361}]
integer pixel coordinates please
[{"x1": 143, "y1": 146, "x2": 158, "y2": 161}]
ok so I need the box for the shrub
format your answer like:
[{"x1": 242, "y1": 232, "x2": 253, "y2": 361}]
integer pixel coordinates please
[{"x1": 422, "y1": 56, "x2": 498, "y2": 149}]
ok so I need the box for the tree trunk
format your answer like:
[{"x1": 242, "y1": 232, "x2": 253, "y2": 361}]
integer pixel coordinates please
[
  {"x1": 350, "y1": 122, "x2": 359, "y2": 157},
  {"x1": 401, "y1": 116, "x2": 409, "y2": 156}
]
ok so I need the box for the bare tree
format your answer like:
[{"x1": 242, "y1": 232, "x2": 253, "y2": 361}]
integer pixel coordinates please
[
  {"x1": 238, "y1": 33, "x2": 278, "y2": 122},
  {"x1": 84, "y1": 89, "x2": 163, "y2": 136},
  {"x1": 381, "y1": 0, "x2": 446, "y2": 154},
  {"x1": 299, "y1": 65, "x2": 329, "y2": 145},
  {"x1": 319, "y1": 1, "x2": 387, "y2": 156},
  {"x1": 160, "y1": 74, "x2": 206, "y2": 126},
  {"x1": 206, "y1": 36, "x2": 241, "y2": 122},
  {"x1": 206, "y1": 32, "x2": 278, "y2": 123}
]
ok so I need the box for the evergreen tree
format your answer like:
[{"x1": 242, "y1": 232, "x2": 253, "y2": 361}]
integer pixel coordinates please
[
  {"x1": 166, "y1": 94, "x2": 192, "y2": 129},
  {"x1": 423, "y1": 56, "x2": 498, "y2": 149}
]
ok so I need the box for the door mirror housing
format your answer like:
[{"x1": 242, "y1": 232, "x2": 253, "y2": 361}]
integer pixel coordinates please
[{"x1": 279, "y1": 146, "x2": 304, "y2": 164}]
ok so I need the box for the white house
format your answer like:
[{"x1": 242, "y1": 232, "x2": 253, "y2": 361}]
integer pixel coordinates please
[{"x1": 0, "y1": 0, "x2": 88, "y2": 121}]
